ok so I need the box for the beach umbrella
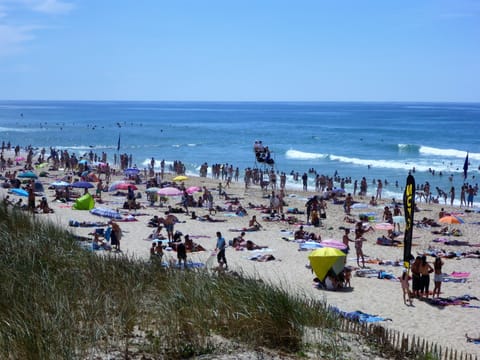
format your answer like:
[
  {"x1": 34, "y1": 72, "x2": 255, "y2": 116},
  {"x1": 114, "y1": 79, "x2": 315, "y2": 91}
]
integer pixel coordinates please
[
  {"x1": 439, "y1": 215, "x2": 464, "y2": 224},
  {"x1": 108, "y1": 180, "x2": 129, "y2": 191},
  {"x1": 51, "y1": 181, "x2": 70, "y2": 187},
  {"x1": 78, "y1": 159, "x2": 89, "y2": 165},
  {"x1": 71, "y1": 181, "x2": 94, "y2": 189},
  {"x1": 17, "y1": 171, "x2": 37, "y2": 179},
  {"x1": 10, "y1": 188, "x2": 29, "y2": 197},
  {"x1": 110, "y1": 182, "x2": 137, "y2": 191},
  {"x1": 124, "y1": 168, "x2": 140, "y2": 176},
  {"x1": 173, "y1": 175, "x2": 188, "y2": 182},
  {"x1": 145, "y1": 187, "x2": 161, "y2": 193},
  {"x1": 308, "y1": 247, "x2": 346, "y2": 281},
  {"x1": 318, "y1": 239, "x2": 348, "y2": 251},
  {"x1": 375, "y1": 222, "x2": 394, "y2": 230},
  {"x1": 186, "y1": 186, "x2": 201, "y2": 194},
  {"x1": 157, "y1": 187, "x2": 183, "y2": 197},
  {"x1": 15, "y1": 156, "x2": 25, "y2": 162}
]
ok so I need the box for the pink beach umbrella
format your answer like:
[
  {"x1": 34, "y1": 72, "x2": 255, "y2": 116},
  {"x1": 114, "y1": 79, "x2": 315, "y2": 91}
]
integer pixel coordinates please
[
  {"x1": 110, "y1": 182, "x2": 137, "y2": 191},
  {"x1": 319, "y1": 239, "x2": 348, "y2": 251},
  {"x1": 186, "y1": 186, "x2": 201, "y2": 195},
  {"x1": 157, "y1": 187, "x2": 183, "y2": 197}
]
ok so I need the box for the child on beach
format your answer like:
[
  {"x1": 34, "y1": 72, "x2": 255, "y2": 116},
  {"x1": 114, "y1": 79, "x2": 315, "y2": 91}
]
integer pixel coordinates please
[{"x1": 399, "y1": 269, "x2": 413, "y2": 305}]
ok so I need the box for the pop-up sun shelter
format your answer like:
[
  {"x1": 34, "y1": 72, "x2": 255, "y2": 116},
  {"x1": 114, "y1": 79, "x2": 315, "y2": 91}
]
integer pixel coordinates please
[
  {"x1": 308, "y1": 247, "x2": 346, "y2": 281},
  {"x1": 72, "y1": 193, "x2": 95, "y2": 210}
]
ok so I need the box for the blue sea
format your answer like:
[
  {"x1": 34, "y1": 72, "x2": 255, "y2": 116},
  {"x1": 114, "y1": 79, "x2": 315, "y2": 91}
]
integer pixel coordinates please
[{"x1": 0, "y1": 101, "x2": 479, "y2": 204}]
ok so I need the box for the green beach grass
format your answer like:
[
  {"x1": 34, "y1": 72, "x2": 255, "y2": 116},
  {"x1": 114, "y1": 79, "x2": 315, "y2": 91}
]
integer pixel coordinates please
[{"x1": 0, "y1": 204, "x2": 440, "y2": 359}]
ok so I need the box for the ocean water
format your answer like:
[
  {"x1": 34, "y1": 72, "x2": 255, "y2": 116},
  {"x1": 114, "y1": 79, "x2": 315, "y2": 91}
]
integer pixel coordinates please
[{"x1": 0, "y1": 100, "x2": 479, "y2": 203}]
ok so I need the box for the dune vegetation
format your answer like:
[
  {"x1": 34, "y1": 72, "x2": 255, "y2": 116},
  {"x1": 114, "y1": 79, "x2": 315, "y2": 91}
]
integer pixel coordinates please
[{"x1": 0, "y1": 204, "x2": 440, "y2": 359}]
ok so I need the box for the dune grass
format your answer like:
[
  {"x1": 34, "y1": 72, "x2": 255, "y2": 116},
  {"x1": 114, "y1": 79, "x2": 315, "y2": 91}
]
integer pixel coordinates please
[{"x1": 2, "y1": 204, "x2": 418, "y2": 359}]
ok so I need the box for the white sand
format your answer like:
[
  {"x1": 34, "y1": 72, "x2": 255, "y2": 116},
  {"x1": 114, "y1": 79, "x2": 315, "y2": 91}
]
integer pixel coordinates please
[{"x1": 2, "y1": 155, "x2": 479, "y2": 356}]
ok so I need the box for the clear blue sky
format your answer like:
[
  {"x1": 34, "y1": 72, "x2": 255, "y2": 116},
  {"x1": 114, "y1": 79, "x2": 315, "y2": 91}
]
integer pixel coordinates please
[{"x1": 0, "y1": 0, "x2": 479, "y2": 101}]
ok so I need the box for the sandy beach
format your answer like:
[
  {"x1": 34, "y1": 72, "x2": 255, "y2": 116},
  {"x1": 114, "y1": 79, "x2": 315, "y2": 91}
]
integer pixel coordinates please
[{"x1": 2, "y1": 149, "x2": 479, "y2": 357}]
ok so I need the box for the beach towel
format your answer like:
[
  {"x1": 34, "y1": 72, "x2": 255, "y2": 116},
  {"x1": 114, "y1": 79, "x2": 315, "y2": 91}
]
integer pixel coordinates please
[
  {"x1": 450, "y1": 271, "x2": 470, "y2": 278},
  {"x1": 355, "y1": 269, "x2": 379, "y2": 278},
  {"x1": 299, "y1": 241, "x2": 323, "y2": 251},
  {"x1": 377, "y1": 271, "x2": 397, "y2": 280},
  {"x1": 331, "y1": 307, "x2": 392, "y2": 323},
  {"x1": 90, "y1": 207, "x2": 123, "y2": 219},
  {"x1": 68, "y1": 220, "x2": 108, "y2": 227},
  {"x1": 248, "y1": 254, "x2": 276, "y2": 262},
  {"x1": 442, "y1": 277, "x2": 467, "y2": 283},
  {"x1": 229, "y1": 228, "x2": 259, "y2": 232},
  {"x1": 423, "y1": 294, "x2": 479, "y2": 307}
]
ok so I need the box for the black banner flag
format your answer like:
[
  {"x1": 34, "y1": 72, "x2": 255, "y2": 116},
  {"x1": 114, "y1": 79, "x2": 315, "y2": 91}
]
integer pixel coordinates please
[{"x1": 403, "y1": 174, "x2": 415, "y2": 269}]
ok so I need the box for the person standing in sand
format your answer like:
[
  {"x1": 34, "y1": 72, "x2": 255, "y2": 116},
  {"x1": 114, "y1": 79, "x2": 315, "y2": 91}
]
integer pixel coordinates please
[
  {"x1": 433, "y1": 257, "x2": 444, "y2": 298},
  {"x1": 376, "y1": 179, "x2": 383, "y2": 201},
  {"x1": 352, "y1": 222, "x2": 367, "y2": 268},
  {"x1": 110, "y1": 221, "x2": 122, "y2": 251},
  {"x1": 411, "y1": 256, "x2": 422, "y2": 298},
  {"x1": 419, "y1": 255, "x2": 434, "y2": 298},
  {"x1": 399, "y1": 269, "x2": 413, "y2": 305},
  {"x1": 162, "y1": 214, "x2": 178, "y2": 242},
  {"x1": 215, "y1": 231, "x2": 228, "y2": 270},
  {"x1": 449, "y1": 186, "x2": 455, "y2": 206},
  {"x1": 177, "y1": 238, "x2": 187, "y2": 267},
  {"x1": 342, "y1": 228, "x2": 351, "y2": 263}
]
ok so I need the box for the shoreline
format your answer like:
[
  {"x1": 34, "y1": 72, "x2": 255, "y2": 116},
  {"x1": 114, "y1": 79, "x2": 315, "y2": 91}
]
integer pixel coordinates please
[{"x1": 1, "y1": 148, "x2": 480, "y2": 356}]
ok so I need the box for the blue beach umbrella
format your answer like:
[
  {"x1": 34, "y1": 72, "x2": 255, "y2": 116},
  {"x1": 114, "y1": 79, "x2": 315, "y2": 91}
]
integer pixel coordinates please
[
  {"x1": 10, "y1": 188, "x2": 29, "y2": 197},
  {"x1": 71, "y1": 181, "x2": 94, "y2": 189},
  {"x1": 124, "y1": 168, "x2": 140, "y2": 176},
  {"x1": 17, "y1": 171, "x2": 38, "y2": 179},
  {"x1": 51, "y1": 181, "x2": 70, "y2": 187}
]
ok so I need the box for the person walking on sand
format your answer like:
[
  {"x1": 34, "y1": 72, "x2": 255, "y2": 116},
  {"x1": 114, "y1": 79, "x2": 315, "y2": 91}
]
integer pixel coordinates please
[{"x1": 215, "y1": 231, "x2": 228, "y2": 270}]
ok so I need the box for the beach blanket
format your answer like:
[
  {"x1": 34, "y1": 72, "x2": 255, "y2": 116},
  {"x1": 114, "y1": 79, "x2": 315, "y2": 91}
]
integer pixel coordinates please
[
  {"x1": 433, "y1": 238, "x2": 470, "y2": 246},
  {"x1": 466, "y1": 336, "x2": 480, "y2": 344},
  {"x1": 298, "y1": 241, "x2": 323, "y2": 251},
  {"x1": 450, "y1": 271, "x2": 470, "y2": 278},
  {"x1": 423, "y1": 295, "x2": 479, "y2": 308},
  {"x1": 376, "y1": 237, "x2": 402, "y2": 246},
  {"x1": 229, "y1": 228, "x2": 260, "y2": 232},
  {"x1": 442, "y1": 277, "x2": 468, "y2": 283},
  {"x1": 377, "y1": 271, "x2": 397, "y2": 280},
  {"x1": 248, "y1": 254, "x2": 276, "y2": 262},
  {"x1": 355, "y1": 269, "x2": 379, "y2": 278},
  {"x1": 331, "y1": 307, "x2": 392, "y2": 323},
  {"x1": 116, "y1": 215, "x2": 138, "y2": 222},
  {"x1": 69, "y1": 219, "x2": 108, "y2": 227},
  {"x1": 90, "y1": 207, "x2": 123, "y2": 219}
]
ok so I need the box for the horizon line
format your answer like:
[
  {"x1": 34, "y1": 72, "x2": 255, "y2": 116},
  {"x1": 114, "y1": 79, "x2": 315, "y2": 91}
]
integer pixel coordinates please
[{"x1": 1, "y1": 99, "x2": 480, "y2": 104}]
